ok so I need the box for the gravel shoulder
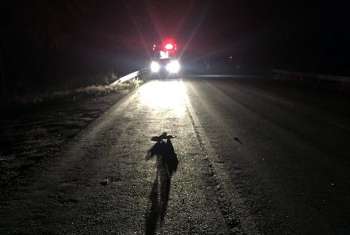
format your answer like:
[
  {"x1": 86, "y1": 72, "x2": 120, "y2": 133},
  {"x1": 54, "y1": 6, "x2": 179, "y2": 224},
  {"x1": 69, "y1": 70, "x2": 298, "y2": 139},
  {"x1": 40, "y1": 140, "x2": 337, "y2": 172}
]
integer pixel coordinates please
[{"x1": 0, "y1": 87, "x2": 132, "y2": 188}]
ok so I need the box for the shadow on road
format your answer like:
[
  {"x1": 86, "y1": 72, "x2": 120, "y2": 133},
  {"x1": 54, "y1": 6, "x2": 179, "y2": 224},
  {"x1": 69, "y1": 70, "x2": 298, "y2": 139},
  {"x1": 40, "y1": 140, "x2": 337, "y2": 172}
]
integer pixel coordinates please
[{"x1": 144, "y1": 133, "x2": 178, "y2": 235}]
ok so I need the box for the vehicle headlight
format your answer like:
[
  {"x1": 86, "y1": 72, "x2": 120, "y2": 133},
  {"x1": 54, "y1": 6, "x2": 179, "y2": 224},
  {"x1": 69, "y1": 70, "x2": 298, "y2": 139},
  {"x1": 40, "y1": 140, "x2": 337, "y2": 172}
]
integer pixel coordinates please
[
  {"x1": 166, "y1": 60, "x2": 180, "y2": 73},
  {"x1": 150, "y1": 61, "x2": 160, "y2": 73}
]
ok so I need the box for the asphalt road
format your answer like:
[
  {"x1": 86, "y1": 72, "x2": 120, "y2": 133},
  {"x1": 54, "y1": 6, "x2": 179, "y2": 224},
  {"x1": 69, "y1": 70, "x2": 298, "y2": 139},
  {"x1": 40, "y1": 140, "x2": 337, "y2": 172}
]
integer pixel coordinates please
[{"x1": 1, "y1": 78, "x2": 350, "y2": 234}]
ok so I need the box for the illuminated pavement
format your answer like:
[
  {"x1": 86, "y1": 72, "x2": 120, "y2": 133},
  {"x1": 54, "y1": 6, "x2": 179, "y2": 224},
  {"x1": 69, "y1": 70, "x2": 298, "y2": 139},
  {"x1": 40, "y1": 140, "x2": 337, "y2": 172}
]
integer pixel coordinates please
[{"x1": 1, "y1": 79, "x2": 350, "y2": 234}]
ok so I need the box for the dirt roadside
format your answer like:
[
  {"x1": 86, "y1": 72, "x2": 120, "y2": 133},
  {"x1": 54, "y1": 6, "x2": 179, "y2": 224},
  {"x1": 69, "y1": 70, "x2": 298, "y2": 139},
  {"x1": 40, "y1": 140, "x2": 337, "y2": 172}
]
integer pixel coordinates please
[{"x1": 0, "y1": 86, "x2": 134, "y2": 189}]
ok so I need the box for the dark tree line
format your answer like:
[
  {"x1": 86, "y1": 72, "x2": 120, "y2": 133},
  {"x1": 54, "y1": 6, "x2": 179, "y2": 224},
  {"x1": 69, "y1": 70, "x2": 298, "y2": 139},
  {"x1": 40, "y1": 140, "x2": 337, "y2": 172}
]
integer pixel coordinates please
[{"x1": 1, "y1": 0, "x2": 120, "y2": 102}]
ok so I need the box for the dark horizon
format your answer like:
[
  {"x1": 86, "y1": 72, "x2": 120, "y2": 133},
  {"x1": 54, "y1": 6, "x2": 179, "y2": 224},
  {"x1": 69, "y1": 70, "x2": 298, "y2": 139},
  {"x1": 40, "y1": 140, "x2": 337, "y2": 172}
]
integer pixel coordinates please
[{"x1": 1, "y1": 1, "x2": 348, "y2": 97}]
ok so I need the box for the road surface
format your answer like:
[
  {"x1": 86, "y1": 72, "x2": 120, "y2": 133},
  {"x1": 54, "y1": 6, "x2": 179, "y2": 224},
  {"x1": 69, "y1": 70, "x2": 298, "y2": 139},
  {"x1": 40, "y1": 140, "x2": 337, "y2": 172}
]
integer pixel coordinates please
[{"x1": 1, "y1": 78, "x2": 350, "y2": 234}]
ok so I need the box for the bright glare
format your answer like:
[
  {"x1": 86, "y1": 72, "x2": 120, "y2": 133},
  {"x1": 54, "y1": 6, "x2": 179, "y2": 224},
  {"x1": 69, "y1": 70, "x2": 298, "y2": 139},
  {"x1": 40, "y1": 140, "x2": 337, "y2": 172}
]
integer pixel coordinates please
[
  {"x1": 150, "y1": 61, "x2": 160, "y2": 73},
  {"x1": 138, "y1": 80, "x2": 187, "y2": 117},
  {"x1": 165, "y1": 43, "x2": 174, "y2": 50},
  {"x1": 166, "y1": 60, "x2": 181, "y2": 73}
]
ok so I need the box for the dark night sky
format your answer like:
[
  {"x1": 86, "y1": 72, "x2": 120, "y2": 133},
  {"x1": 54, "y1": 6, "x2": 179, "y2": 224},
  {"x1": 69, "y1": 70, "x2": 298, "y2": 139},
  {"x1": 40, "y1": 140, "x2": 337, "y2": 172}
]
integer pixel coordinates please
[
  {"x1": 53, "y1": 0, "x2": 322, "y2": 69},
  {"x1": 2, "y1": 0, "x2": 350, "y2": 93},
  {"x1": 43, "y1": 0, "x2": 319, "y2": 61}
]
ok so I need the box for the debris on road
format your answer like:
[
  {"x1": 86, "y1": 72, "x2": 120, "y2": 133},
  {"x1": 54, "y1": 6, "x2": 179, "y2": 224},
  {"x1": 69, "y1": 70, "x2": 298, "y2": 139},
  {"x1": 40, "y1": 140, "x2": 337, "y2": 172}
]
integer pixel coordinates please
[
  {"x1": 100, "y1": 178, "x2": 110, "y2": 186},
  {"x1": 234, "y1": 136, "x2": 242, "y2": 144}
]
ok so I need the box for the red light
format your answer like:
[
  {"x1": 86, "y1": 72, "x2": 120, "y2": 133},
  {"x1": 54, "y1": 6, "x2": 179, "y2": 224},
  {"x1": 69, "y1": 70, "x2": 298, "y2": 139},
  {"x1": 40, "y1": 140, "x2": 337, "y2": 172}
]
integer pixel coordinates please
[{"x1": 165, "y1": 43, "x2": 174, "y2": 50}]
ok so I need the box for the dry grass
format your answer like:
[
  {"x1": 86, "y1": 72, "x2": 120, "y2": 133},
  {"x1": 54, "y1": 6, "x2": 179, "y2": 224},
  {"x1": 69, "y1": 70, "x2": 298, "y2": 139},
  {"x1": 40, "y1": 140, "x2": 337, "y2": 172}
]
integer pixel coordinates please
[{"x1": 7, "y1": 78, "x2": 143, "y2": 106}]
